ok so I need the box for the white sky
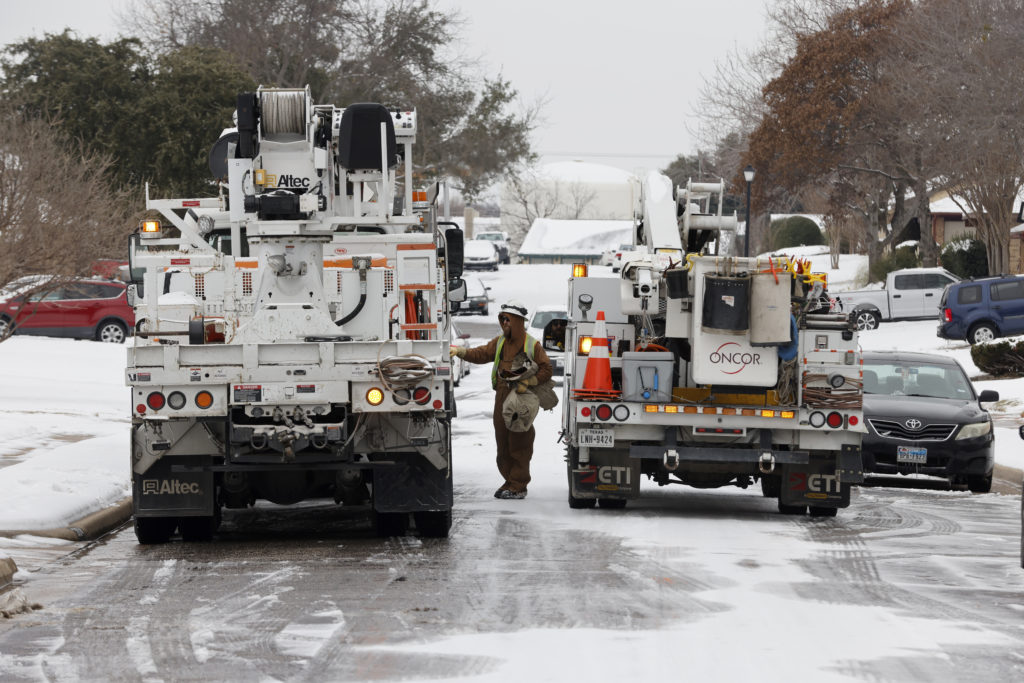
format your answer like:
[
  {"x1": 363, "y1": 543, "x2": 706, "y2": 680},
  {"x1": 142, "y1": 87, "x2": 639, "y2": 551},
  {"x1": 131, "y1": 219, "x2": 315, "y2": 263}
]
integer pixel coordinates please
[{"x1": 0, "y1": 0, "x2": 770, "y2": 175}]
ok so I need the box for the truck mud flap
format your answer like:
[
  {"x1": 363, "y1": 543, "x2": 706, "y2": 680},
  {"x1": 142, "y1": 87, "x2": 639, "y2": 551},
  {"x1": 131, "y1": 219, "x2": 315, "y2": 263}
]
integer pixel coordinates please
[
  {"x1": 571, "y1": 451, "x2": 640, "y2": 499},
  {"x1": 778, "y1": 460, "x2": 851, "y2": 508},
  {"x1": 133, "y1": 456, "x2": 215, "y2": 517},
  {"x1": 373, "y1": 456, "x2": 453, "y2": 513},
  {"x1": 837, "y1": 444, "x2": 864, "y2": 484}
]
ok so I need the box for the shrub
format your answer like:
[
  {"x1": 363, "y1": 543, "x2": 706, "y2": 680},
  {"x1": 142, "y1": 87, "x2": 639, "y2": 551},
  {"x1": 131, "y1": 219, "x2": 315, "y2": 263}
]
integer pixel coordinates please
[
  {"x1": 771, "y1": 216, "x2": 825, "y2": 249},
  {"x1": 971, "y1": 338, "x2": 1024, "y2": 377},
  {"x1": 940, "y1": 237, "x2": 989, "y2": 278},
  {"x1": 868, "y1": 245, "x2": 920, "y2": 282}
]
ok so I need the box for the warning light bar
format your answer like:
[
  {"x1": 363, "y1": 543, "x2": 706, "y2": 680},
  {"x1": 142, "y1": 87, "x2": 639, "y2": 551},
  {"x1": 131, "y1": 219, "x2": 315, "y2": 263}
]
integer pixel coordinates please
[
  {"x1": 572, "y1": 263, "x2": 588, "y2": 278},
  {"x1": 140, "y1": 219, "x2": 162, "y2": 238}
]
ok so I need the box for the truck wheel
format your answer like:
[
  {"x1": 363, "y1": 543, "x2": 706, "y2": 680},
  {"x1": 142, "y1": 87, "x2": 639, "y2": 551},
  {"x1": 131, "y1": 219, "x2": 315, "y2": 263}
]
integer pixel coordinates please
[
  {"x1": 777, "y1": 501, "x2": 807, "y2": 515},
  {"x1": 179, "y1": 512, "x2": 220, "y2": 542},
  {"x1": 967, "y1": 470, "x2": 993, "y2": 493},
  {"x1": 568, "y1": 493, "x2": 596, "y2": 509},
  {"x1": 597, "y1": 498, "x2": 627, "y2": 510},
  {"x1": 808, "y1": 506, "x2": 838, "y2": 518},
  {"x1": 413, "y1": 510, "x2": 452, "y2": 538},
  {"x1": 968, "y1": 324, "x2": 997, "y2": 345},
  {"x1": 374, "y1": 511, "x2": 409, "y2": 537},
  {"x1": 853, "y1": 310, "x2": 880, "y2": 331},
  {"x1": 96, "y1": 319, "x2": 128, "y2": 343},
  {"x1": 134, "y1": 516, "x2": 177, "y2": 544}
]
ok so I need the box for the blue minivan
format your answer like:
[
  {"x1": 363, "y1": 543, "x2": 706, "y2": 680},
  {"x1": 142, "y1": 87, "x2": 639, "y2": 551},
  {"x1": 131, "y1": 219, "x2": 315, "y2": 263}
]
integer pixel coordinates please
[{"x1": 937, "y1": 274, "x2": 1024, "y2": 344}]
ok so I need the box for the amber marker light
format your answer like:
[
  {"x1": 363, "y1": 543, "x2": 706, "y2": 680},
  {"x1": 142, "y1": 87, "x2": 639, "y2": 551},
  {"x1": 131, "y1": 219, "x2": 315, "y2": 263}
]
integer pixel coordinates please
[
  {"x1": 578, "y1": 336, "x2": 593, "y2": 355},
  {"x1": 366, "y1": 388, "x2": 385, "y2": 406},
  {"x1": 664, "y1": 405, "x2": 678, "y2": 414},
  {"x1": 644, "y1": 404, "x2": 659, "y2": 413},
  {"x1": 195, "y1": 391, "x2": 214, "y2": 409}
]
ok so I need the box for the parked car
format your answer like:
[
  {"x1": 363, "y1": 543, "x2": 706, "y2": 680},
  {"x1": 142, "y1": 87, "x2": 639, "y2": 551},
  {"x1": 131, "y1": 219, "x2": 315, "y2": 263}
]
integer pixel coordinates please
[
  {"x1": 834, "y1": 267, "x2": 960, "y2": 330},
  {"x1": 474, "y1": 231, "x2": 511, "y2": 264},
  {"x1": 0, "y1": 279, "x2": 134, "y2": 343},
  {"x1": 527, "y1": 305, "x2": 567, "y2": 376},
  {"x1": 937, "y1": 273, "x2": 1024, "y2": 344},
  {"x1": 611, "y1": 244, "x2": 639, "y2": 273},
  {"x1": 450, "y1": 323, "x2": 472, "y2": 387},
  {"x1": 861, "y1": 350, "x2": 998, "y2": 492},
  {"x1": 599, "y1": 247, "x2": 617, "y2": 267},
  {"x1": 463, "y1": 240, "x2": 499, "y2": 271},
  {"x1": 456, "y1": 277, "x2": 491, "y2": 316}
]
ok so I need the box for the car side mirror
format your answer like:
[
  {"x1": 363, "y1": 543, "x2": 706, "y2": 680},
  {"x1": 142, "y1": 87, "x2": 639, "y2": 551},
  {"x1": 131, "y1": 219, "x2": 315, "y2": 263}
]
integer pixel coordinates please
[
  {"x1": 448, "y1": 277, "x2": 467, "y2": 303},
  {"x1": 978, "y1": 389, "x2": 999, "y2": 403},
  {"x1": 441, "y1": 223, "x2": 464, "y2": 280},
  {"x1": 542, "y1": 318, "x2": 568, "y2": 352}
]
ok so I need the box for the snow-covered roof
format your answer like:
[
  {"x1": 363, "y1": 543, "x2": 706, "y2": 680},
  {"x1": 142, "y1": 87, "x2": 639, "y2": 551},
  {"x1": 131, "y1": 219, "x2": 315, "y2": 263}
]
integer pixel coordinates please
[
  {"x1": 537, "y1": 161, "x2": 636, "y2": 185},
  {"x1": 1010, "y1": 223, "x2": 1024, "y2": 234},
  {"x1": 518, "y1": 218, "x2": 634, "y2": 256}
]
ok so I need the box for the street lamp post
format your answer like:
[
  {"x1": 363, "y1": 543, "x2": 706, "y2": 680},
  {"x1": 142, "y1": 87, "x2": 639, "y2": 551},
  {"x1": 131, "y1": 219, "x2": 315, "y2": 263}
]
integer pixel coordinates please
[{"x1": 743, "y1": 165, "x2": 755, "y2": 258}]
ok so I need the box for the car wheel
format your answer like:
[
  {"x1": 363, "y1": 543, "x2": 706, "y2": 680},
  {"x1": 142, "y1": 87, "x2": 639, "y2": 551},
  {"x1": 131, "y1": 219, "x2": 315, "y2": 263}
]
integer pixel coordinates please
[
  {"x1": 967, "y1": 470, "x2": 993, "y2": 493},
  {"x1": 482, "y1": 306, "x2": 489, "y2": 316},
  {"x1": 96, "y1": 319, "x2": 128, "y2": 343},
  {"x1": 968, "y1": 323, "x2": 997, "y2": 345},
  {"x1": 853, "y1": 310, "x2": 880, "y2": 331},
  {"x1": 0, "y1": 315, "x2": 13, "y2": 339}
]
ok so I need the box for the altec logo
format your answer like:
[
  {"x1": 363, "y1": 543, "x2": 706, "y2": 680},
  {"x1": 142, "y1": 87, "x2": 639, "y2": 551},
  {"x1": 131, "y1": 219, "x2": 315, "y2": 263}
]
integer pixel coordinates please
[
  {"x1": 708, "y1": 342, "x2": 762, "y2": 375},
  {"x1": 142, "y1": 479, "x2": 201, "y2": 495},
  {"x1": 278, "y1": 174, "x2": 310, "y2": 188}
]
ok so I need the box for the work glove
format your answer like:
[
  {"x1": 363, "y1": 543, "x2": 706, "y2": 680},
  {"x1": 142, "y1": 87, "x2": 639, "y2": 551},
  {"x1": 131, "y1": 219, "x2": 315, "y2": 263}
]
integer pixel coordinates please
[{"x1": 450, "y1": 345, "x2": 466, "y2": 359}]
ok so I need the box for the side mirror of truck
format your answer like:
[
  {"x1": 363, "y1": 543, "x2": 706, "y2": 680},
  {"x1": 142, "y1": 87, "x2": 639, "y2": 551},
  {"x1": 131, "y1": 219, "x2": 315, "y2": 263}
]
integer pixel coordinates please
[
  {"x1": 978, "y1": 389, "x2": 999, "y2": 403},
  {"x1": 440, "y1": 224, "x2": 464, "y2": 280},
  {"x1": 128, "y1": 234, "x2": 144, "y2": 286},
  {"x1": 448, "y1": 277, "x2": 467, "y2": 303},
  {"x1": 542, "y1": 318, "x2": 568, "y2": 352}
]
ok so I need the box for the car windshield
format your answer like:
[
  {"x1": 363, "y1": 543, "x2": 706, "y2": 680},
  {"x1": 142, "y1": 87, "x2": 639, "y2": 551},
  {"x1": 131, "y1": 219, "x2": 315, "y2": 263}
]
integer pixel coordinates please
[
  {"x1": 530, "y1": 310, "x2": 567, "y2": 329},
  {"x1": 464, "y1": 241, "x2": 496, "y2": 256},
  {"x1": 476, "y1": 233, "x2": 502, "y2": 241},
  {"x1": 862, "y1": 361, "x2": 974, "y2": 400}
]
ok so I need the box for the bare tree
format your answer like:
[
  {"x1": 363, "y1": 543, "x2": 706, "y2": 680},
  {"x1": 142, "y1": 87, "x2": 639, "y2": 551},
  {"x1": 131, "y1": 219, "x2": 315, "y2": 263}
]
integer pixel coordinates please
[{"x1": 0, "y1": 103, "x2": 137, "y2": 340}]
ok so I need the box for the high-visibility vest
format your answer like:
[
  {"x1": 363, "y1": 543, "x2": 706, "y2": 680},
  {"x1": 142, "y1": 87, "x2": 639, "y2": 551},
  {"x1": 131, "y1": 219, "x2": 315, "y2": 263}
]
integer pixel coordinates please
[{"x1": 491, "y1": 334, "x2": 538, "y2": 389}]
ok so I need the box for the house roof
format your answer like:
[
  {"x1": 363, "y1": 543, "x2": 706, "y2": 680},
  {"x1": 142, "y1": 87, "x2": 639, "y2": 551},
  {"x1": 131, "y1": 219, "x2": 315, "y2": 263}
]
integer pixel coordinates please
[
  {"x1": 537, "y1": 161, "x2": 636, "y2": 185},
  {"x1": 518, "y1": 218, "x2": 634, "y2": 256}
]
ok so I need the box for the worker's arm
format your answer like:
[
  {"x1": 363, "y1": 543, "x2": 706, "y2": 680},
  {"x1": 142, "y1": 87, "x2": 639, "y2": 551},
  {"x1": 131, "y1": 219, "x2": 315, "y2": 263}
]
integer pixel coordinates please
[{"x1": 462, "y1": 336, "x2": 499, "y2": 365}]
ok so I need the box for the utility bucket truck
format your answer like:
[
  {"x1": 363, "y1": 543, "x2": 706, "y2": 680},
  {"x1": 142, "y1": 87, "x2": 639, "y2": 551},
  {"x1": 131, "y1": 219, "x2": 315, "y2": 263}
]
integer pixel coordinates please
[
  {"x1": 127, "y1": 87, "x2": 466, "y2": 542},
  {"x1": 546, "y1": 171, "x2": 864, "y2": 515}
]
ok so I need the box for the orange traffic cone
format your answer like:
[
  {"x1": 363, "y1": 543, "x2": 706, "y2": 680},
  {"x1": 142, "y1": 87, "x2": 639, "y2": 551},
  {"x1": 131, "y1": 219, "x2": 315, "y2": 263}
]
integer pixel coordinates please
[{"x1": 573, "y1": 311, "x2": 620, "y2": 400}]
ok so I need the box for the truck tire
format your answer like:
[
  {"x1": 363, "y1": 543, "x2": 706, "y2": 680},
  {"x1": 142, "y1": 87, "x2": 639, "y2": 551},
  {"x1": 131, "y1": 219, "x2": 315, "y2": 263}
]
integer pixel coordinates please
[
  {"x1": 96, "y1": 319, "x2": 128, "y2": 343},
  {"x1": 852, "y1": 310, "x2": 880, "y2": 331},
  {"x1": 568, "y1": 493, "x2": 596, "y2": 509},
  {"x1": 413, "y1": 510, "x2": 452, "y2": 538},
  {"x1": 374, "y1": 511, "x2": 409, "y2": 537},
  {"x1": 179, "y1": 511, "x2": 220, "y2": 542},
  {"x1": 808, "y1": 506, "x2": 838, "y2": 518},
  {"x1": 777, "y1": 501, "x2": 807, "y2": 515},
  {"x1": 968, "y1": 323, "x2": 997, "y2": 345},
  {"x1": 134, "y1": 516, "x2": 177, "y2": 544},
  {"x1": 597, "y1": 498, "x2": 627, "y2": 509}
]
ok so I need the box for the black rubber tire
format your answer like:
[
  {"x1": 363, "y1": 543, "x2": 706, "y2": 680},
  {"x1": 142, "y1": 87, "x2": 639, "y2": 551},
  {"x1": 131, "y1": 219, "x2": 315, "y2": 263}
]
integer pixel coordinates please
[
  {"x1": 967, "y1": 470, "x2": 993, "y2": 494},
  {"x1": 568, "y1": 493, "x2": 596, "y2": 509},
  {"x1": 778, "y1": 501, "x2": 808, "y2": 515},
  {"x1": 597, "y1": 498, "x2": 627, "y2": 510},
  {"x1": 179, "y1": 509, "x2": 220, "y2": 542},
  {"x1": 134, "y1": 516, "x2": 177, "y2": 544},
  {"x1": 413, "y1": 510, "x2": 452, "y2": 538},
  {"x1": 853, "y1": 310, "x2": 880, "y2": 331},
  {"x1": 374, "y1": 511, "x2": 409, "y2": 537},
  {"x1": 808, "y1": 506, "x2": 839, "y2": 518},
  {"x1": 96, "y1": 319, "x2": 128, "y2": 343},
  {"x1": 0, "y1": 315, "x2": 14, "y2": 338},
  {"x1": 968, "y1": 324, "x2": 997, "y2": 345}
]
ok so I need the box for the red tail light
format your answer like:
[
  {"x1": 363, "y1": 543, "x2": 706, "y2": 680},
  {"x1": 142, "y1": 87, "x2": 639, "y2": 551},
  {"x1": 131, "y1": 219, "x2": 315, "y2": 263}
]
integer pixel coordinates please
[
  {"x1": 146, "y1": 392, "x2": 166, "y2": 410},
  {"x1": 826, "y1": 411, "x2": 843, "y2": 428},
  {"x1": 596, "y1": 404, "x2": 613, "y2": 421},
  {"x1": 413, "y1": 386, "x2": 431, "y2": 405},
  {"x1": 942, "y1": 308, "x2": 952, "y2": 323}
]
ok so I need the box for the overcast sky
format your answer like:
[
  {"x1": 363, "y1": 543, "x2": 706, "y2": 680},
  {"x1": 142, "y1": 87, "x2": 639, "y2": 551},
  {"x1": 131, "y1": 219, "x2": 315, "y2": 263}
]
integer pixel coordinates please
[{"x1": 0, "y1": 0, "x2": 771, "y2": 174}]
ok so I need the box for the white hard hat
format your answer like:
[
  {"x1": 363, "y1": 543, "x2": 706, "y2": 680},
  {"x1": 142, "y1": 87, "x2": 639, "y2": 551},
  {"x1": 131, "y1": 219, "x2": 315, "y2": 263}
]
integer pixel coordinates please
[{"x1": 499, "y1": 300, "x2": 529, "y2": 320}]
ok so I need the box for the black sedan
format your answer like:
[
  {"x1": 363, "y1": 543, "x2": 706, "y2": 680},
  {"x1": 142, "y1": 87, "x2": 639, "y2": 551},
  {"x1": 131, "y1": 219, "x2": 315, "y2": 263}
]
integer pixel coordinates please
[{"x1": 861, "y1": 350, "x2": 998, "y2": 492}]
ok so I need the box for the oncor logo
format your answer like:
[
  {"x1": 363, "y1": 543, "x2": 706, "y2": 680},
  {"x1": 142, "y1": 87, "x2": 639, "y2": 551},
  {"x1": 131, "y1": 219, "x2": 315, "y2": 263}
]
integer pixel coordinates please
[
  {"x1": 142, "y1": 479, "x2": 201, "y2": 496},
  {"x1": 708, "y1": 342, "x2": 762, "y2": 375}
]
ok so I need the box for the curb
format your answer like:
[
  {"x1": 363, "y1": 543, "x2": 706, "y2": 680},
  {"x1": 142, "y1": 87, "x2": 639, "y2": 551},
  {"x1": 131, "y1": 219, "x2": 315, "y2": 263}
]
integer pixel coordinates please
[
  {"x1": 0, "y1": 556, "x2": 15, "y2": 589},
  {"x1": 0, "y1": 498, "x2": 133, "y2": 543}
]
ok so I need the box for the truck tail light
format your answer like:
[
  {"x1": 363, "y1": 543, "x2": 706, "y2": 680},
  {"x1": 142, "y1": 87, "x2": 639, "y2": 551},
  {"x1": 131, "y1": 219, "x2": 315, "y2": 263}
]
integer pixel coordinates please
[
  {"x1": 596, "y1": 404, "x2": 612, "y2": 421},
  {"x1": 146, "y1": 392, "x2": 165, "y2": 410},
  {"x1": 848, "y1": 415, "x2": 859, "y2": 426},
  {"x1": 366, "y1": 388, "x2": 385, "y2": 406},
  {"x1": 195, "y1": 391, "x2": 214, "y2": 409},
  {"x1": 393, "y1": 388, "x2": 411, "y2": 405},
  {"x1": 826, "y1": 411, "x2": 843, "y2": 428},
  {"x1": 809, "y1": 411, "x2": 826, "y2": 428},
  {"x1": 613, "y1": 405, "x2": 629, "y2": 421},
  {"x1": 167, "y1": 391, "x2": 186, "y2": 410},
  {"x1": 413, "y1": 386, "x2": 431, "y2": 405}
]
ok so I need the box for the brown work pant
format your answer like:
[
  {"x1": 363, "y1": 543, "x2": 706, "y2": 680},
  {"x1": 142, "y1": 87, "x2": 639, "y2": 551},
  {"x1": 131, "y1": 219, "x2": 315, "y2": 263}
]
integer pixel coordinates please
[{"x1": 492, "y1": 384, "x2": 534, "y2": 492}]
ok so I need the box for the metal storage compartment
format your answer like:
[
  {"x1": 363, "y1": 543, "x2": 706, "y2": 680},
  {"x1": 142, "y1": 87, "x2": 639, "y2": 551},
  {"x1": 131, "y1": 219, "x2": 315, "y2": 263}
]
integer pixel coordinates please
[
  {"x1": 621, "y1": 351, "x2": 674, "y2": 402},
  {"x1": 750, "y1": 271, "x2": 792, "y2": 345}
]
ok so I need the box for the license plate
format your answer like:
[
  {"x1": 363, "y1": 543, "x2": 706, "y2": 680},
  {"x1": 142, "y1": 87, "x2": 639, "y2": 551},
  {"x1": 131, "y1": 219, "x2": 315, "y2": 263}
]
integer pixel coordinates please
[
  {"x1": 897, "y1": 446, "x2": 927, "y2": 464},
  {"x1": 578, "y1": 428, "x2": 615, "y2": 448}
]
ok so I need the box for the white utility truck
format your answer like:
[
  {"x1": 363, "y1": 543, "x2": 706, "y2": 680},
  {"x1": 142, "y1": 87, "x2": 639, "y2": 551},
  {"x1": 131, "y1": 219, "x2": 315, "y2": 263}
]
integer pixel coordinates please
[
  {"x1": 547, "y1": 171, "x2": 865, "y2": 515},
  {"x1": 126, "y1": 87, "x2": 465, "y2": 542}
]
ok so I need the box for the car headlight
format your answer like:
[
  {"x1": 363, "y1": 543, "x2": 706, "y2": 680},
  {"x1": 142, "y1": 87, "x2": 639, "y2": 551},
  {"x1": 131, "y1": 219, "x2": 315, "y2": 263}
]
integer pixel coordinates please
[{"x1": 956, "y1": 420, "x2": 991, "y2": 440}]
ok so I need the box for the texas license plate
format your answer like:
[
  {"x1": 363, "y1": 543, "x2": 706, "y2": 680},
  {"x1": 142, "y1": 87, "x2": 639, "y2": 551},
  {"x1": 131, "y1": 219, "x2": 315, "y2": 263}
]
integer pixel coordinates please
[
  {"x1": 578, "y1": 428, "x2": 615, "y2": 448},
  {"x1": 897, "y1": 446, "x2": 927, "y2": 464}
]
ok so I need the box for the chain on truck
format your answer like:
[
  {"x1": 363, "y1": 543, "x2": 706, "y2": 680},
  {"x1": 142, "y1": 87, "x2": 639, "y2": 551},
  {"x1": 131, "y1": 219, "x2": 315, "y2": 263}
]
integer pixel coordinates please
[
  {"x1": 126, "y1": 87, "x2": 468, "y2": 543},
  {"x1": 544, "y1": 171, "x2": 865, "y2": 516}
]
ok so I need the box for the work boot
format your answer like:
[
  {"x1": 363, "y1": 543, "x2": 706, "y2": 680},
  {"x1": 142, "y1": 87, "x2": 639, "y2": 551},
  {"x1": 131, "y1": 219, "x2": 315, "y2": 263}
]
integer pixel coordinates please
[
  {"x1": 493, "y1": 485, "x2": 508, "y2": 499},
  {"x1": 498, "y1": 489, "x2": 527, "y2": 500}
]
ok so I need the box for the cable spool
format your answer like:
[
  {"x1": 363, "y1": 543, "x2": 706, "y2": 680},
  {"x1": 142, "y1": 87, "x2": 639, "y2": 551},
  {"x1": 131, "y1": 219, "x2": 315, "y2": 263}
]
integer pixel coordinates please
[{"x1": 261, "y1": 91, "x2": 306, "y2": 136}]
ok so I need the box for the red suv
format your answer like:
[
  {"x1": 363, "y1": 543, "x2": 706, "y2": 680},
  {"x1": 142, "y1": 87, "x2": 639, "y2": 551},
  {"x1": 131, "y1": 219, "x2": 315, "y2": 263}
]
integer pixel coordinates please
[{"x1": 0, "y1": 279, "x2": 134, "y2": 343}]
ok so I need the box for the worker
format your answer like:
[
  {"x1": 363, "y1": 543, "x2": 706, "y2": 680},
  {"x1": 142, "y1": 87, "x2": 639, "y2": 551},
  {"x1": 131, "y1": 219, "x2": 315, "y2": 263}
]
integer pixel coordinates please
[{"x1": 451, "y1": 300, "x2": 553, "y2": 499}]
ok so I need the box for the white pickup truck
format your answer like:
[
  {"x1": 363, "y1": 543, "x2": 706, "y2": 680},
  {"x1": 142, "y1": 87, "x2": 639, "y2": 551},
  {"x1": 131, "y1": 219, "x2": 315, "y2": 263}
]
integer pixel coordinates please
[{"x1": 833, "y1": 267, "x2": 960, "y2": 330}]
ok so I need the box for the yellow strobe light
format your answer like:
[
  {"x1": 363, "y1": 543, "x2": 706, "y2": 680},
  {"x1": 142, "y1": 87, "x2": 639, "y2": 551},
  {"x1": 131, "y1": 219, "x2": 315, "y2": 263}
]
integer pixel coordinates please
[{"x1": 572, "y1": 263, "x2": 589, "y2": 278}]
